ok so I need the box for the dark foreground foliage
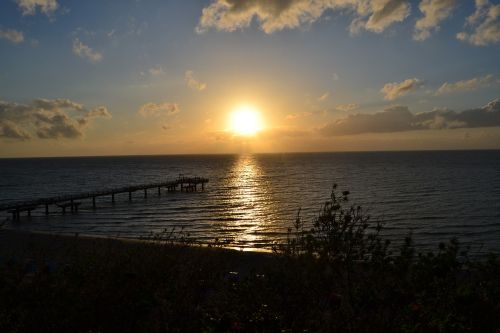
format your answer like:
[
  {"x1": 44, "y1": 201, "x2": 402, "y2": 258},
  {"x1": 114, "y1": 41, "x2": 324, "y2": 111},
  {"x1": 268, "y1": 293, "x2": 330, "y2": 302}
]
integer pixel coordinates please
[{"x1": 0, "y1": 186, "x2": 499, "y2": 332}]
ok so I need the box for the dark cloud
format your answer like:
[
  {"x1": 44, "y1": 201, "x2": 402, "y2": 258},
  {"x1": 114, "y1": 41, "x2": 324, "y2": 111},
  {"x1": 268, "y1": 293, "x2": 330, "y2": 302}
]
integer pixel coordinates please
[
  {"x1": 0, "y1": 98, "x2": 111, "y2": 141},
  {"x1": 319, "y1": 99, "x2": 500, "y2": 136},
  {"x1": 0, "y1": 120, "x2": 31, "y2": 141},
  {"x1": 35, "y1": 111, "x2": 83, "y2": 139}
]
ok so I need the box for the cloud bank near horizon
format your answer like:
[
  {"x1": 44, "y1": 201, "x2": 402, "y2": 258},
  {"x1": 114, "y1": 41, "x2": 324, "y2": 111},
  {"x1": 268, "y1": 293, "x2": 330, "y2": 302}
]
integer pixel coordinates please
[{"x1": 319, "y1": 99, "x2": 500, "y2": 136}]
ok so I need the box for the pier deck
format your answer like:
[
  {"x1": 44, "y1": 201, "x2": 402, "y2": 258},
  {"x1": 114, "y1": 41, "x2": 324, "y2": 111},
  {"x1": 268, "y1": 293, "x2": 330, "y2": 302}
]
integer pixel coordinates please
[{"x1": 0, "y1": 176, "x2": 208, "y2": 221}]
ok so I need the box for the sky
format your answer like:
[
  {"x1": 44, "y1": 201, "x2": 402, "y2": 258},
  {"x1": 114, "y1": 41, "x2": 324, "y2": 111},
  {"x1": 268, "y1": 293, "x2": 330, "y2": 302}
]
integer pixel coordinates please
[{"x1": 0, "y1": 0, "x2": 500, "y2": 157}]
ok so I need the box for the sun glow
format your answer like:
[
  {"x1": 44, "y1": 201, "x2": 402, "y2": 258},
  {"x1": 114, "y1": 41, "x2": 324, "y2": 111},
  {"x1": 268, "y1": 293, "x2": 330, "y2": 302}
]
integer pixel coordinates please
[{"x1": 230, "y1": 105, "x2": 262, "y2": 136}]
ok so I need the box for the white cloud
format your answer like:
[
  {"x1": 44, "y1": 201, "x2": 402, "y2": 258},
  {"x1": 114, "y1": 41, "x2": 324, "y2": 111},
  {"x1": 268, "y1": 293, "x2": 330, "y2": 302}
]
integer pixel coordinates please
[
  {"x1": 0, "y1": 98, "x2": 110, "y2": 141},
  {"x1": 414, "y1": 0, "x2": 457, "y2": 41},
  {"x1": 436, "y1": 74, "x2": 496, "y2": 95},
  {"x1": 197, "y1": 0, "x2": 411, "y2": 35},
  {"x1": 16, "y1": 0, "x2": 58, "y2": 16},
  {"x1": 72, "y1": 38, "x2": 103, "y2": 63},
  {"x1": 336, "y1": 103, "x2": 359, "y2": 112},
  {"x1": 381, "y1": 78, "x2": 422, "y2": 100},
  {"x1": 185, "y1": 70, "x2": 207, "y2": 91},
  {"x1": 457, "y1": 0, "x2": 500, "y2": 46},
  {"x1": 0, "y1": 29, "x2": 25, "y2": 44},
  {"x1": 138, "y1": 102, "x2": 180, "y2": 117},
  {"x1": 363, "y1": 0, "x2": 411, "y2": 34}
]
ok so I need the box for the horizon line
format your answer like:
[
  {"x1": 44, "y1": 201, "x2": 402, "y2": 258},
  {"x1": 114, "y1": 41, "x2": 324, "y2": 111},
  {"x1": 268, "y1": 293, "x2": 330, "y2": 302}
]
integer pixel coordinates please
[{"x1": 1, "y1": 148, "x2": 500, "y2": 160}]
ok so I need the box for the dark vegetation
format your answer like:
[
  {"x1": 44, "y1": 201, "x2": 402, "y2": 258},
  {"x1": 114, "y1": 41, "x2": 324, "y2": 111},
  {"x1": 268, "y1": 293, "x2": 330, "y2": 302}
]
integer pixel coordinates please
[{"x1": 0, "y1": 185, "x2": 499, "y2": 332}]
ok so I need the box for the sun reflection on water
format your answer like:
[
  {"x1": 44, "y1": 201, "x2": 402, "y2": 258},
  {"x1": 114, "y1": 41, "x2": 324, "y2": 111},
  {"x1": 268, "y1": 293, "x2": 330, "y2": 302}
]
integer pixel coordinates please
[{"x1": 227, "y1": 154, "x2": 274, "y2": 251}]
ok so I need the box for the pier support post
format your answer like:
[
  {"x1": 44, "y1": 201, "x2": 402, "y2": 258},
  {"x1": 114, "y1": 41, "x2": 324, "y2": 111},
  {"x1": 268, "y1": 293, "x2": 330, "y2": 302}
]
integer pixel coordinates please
[
  {"x1": 144, "y1": 189, "x2": 147, "y2": 198},
  {"x1": 27, "y1": 210, "x2": 31, "y2": 217},
  {"x1": 158, "y1": 187, "x2": 161, "y2": 196},
  {"x1": 202, "y1": 182, "x2": 205, "y2": 191},
  {"x1": 129, "y1": 191, "x2": 132, "y2": 201},
  {"x1": 45, "y1": 204, "x2": 49, "y2": 215},
  {"x1": 92, "y1": 197, "x2": 96, "y2": 208}
]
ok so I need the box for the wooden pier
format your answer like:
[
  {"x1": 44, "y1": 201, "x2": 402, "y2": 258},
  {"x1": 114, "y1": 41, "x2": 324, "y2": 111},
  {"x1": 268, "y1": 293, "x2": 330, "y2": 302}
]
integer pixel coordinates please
[{"x1": 0, "y1": 176, "x2": 208, "y2": 221}]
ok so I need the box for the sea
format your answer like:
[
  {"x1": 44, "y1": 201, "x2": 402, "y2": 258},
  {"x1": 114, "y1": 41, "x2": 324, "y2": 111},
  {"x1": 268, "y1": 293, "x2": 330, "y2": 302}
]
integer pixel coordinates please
[{"x1": 1, "y1": 151, "x2": 499, "y2": 253}]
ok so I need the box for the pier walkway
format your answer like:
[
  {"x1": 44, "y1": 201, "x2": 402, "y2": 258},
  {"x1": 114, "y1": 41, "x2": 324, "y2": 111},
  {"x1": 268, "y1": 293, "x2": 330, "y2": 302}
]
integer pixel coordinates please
[{"x1": 0, "y1": 176, "x2": 208, "y2": 221}]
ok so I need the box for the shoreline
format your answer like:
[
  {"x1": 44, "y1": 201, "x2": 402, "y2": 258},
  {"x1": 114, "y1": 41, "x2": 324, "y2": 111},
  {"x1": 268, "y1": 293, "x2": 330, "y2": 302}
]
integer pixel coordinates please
[
  {"x1": 0, "y1": 226, "x2": 274, "y2": 253},
  {"x1": 0, "y1": 228, "x2": 278, "y2": 271}
]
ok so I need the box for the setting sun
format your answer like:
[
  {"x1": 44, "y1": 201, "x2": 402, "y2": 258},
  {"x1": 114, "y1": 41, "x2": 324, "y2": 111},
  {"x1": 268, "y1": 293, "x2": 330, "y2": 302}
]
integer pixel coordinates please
[{"x1": 230, "y1": 105, "x2": 262, "y2": 136}]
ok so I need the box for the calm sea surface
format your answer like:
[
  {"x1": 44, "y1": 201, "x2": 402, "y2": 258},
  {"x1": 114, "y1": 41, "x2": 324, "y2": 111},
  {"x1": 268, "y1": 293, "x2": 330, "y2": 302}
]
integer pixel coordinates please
[{"x1": 1, "y1": 151, "x2": 499, "y2": 253}]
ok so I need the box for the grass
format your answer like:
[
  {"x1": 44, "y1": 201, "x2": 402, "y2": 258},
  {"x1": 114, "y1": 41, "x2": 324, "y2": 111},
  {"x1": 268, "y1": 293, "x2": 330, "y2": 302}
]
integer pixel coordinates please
[{"x1": 0, "y1": 185, "x2": 499, "y2": 332}]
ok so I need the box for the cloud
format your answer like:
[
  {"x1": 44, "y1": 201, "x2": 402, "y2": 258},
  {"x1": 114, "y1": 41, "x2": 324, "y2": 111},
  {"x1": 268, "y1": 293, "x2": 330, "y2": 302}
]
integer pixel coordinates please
[
  {"x1": 0, "y1": 120, "x2": 31, "y2": 141},
  {"x1": 16, "y1": 0, "x2": 58, "y2": 16},
  {"x1": 35, "y1": 112, "x2": 84, "y2": 139},
  {"x1": 185, "y1": 70, "x2": 207, "y2": 91},
  {"x1": 72, "y1": 38, "x2": 103, "y2": 63},
  {"x1": 138, "y1": 102, "x2": 180, "y2": 117},
  {"x1": 457, "y1": 0, "x2": 500, "y2": 45},
  {"x1": 86, "y1": 106, "x2": 112, "y2": 119},
  {"x1": 32, "y1": 98, "x2": 85, "y2": 111},
  {"x1": 362, "y1": 0, "x2": 411, "y2": 34},
  {"x1": 197, "y1": 0, "x2": 411, "y2": 35},
  {"x1": 318, "y1": 91, "x2": 330, "y2": 101},
  {"x1": 149, "y1": 66, "x2": 165, "y2": 76},
  {"x1": 414, "y1": 0, "x2": 457, "y2": 41},
  {"x1": 319, "y1": 99, "x2": 500, "y2": 136},
  {"x1": 0, "y1": 29, "x2": 25, "y2": 44},
  {"x1": 336, "y1": 103, "x2": 359, "y2": 112},
  {"x1": 436, "y1": 74, "x2": 496, "y2": 95},
  {"x1": 0, "y1": 98, "x2": 111, "y2": 141},
  {"x1": 381, "y1": 78, "x2": 422, "y2": 100}
]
